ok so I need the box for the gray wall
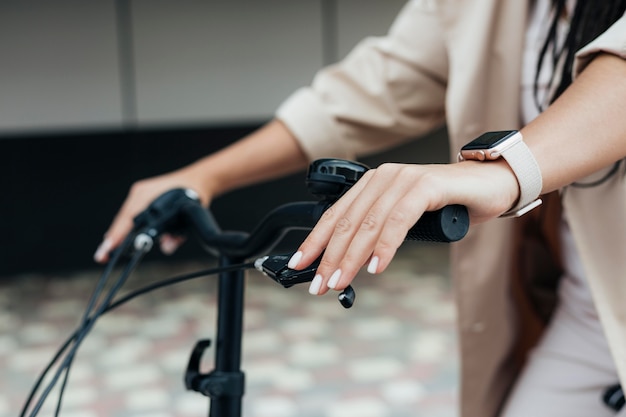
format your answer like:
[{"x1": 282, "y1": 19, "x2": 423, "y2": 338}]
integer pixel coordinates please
[
  {"x1": 0, "y1": 0, "x2": 409, "y2": 135},
  {"x1": 0, "y1": 1, "x2": 453, "y2": 276}
]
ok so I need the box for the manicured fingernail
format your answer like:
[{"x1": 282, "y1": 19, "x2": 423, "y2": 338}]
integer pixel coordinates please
[
  {"x1": 93, "y1": 238, "x2": 112, "y2": 262},
  {"x1": 309, "y1": 274, "x2": 323, "y2": 295},
  {"x1": 327, "y1": 269, "x2": 342, "y2": 289},
  {"x1": 160, "y1": 237, "x2": 178, "y2": 255},
  {"x1": 367, "y1": 256, "x2": 379, "y2": 274},
  {"x1": 288, "y1": 251, "x2": 302, "y2": 269}
]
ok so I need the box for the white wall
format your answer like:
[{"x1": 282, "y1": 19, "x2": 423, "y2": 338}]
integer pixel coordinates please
[{"x1": 0, "y1": 0, "x2": 407, "y2": 135}]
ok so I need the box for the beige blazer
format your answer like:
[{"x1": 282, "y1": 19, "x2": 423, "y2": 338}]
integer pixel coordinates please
[{"x1": 277, "y1": 1, "x2": 626, "y2": 416}]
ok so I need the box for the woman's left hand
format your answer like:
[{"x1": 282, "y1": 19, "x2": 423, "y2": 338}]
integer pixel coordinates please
[{"x1": 287, "y1": 160, "x2": 519, "y2": 295}]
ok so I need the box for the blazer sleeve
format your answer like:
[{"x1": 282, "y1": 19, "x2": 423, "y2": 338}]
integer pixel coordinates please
[
  {"x1": 275, "y1": 0, "x2": 448, "y2": 162},
  {"x1": 574, "y1": 12, "x2": 626, "y2": 76}
]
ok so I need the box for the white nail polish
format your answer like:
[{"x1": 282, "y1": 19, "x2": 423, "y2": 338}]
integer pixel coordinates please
[
  {"x1": 93, "y1": 239, "x2": 112, "y2": 262},
  {"x1": 367, "y1": 256, "x2": 379, "y2": 274},
  {"x1": 288, "y1": 251, "x2": 302, "y2": 269},
  {"x1": 327, "y1": 269, "x2": 342, "y2": 289},
  {"x1": 309, "y1": 274, "x2": 323, "y2": 295}
]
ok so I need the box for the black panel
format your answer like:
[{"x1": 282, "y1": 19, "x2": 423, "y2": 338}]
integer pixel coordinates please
[
  {"x1": 0, "y1": 123, "x2": 309, "y2": 276},
  {"x1": 0, "y1": 124, "x2": 448, "y2": 277}
]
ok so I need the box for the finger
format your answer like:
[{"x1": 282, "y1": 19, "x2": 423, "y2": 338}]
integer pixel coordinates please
[
  {"x1": 325, "y1": 166, "x2": 418, "y2": 290},
  {"x1": 306, "y1": 173, "x2": 387, "y2": 295},
  {"x1": 93, "y1": 237, "x2": 114, "y2": 264},
  {"x1": 160, "y1": 234, "x2": 187, "y2": 255},
  {"x1": 290, "y1": 171, "x2": 374, "y2": 271},
  {"x1": 311, "y1": 164, "x2": 411, "y2": 294},
  {"x1": 94, "y1": 195, "x2": 137, "y2": 263},
  {"x1": 94, "y1": 219, "x2": 133, "y2": 264},
  {"x1": 371, "y1": 192, "x2": 430, "y2": 274},
  {"x1": 304, "y1": 205, "x2": 363, "y2": 295}
]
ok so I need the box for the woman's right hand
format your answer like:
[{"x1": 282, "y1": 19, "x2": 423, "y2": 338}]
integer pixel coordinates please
[{"x1": 93, "y1": 167, "x2": 211, "y2": 264}]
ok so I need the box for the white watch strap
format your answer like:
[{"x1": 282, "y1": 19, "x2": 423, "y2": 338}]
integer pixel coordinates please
[{"x1": 499, "y1": 137, "x2": 543, "y2": 217}]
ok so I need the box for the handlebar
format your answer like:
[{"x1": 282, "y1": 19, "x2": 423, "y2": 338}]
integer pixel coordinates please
[
  {"x1": 130, "y1": 158, "x2": 470, "y2": 307},
  {"x1": 180, "y1": 200, "x2": 327, "y2": 259},
  {"x1": 132, "y1": 158, "x2": 470, "y2": 259},
  {"x1": 133, "y1": 189, "x2": 469, "y2": 260}
]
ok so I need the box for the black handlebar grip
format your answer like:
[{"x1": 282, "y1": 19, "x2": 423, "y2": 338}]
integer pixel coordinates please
[{"x1": 405, "y1": 205, "x2": 469, "y2": 242}]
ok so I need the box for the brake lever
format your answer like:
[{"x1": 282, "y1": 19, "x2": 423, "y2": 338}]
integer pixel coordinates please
[
  {"x1": 133, "y1": 188, "x2": 201, "y2": 237},
  {"x1": 255, "y1": 254, "x2": 356, "y2": 308},
  {"x1": 113, "y1": 188, "x2": 204, "y2": 260}
]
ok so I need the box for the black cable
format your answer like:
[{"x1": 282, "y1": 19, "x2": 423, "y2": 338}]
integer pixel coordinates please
[
  {"x1": 20, "y1": 334, "x2": 74, "y2": 417},
  {"x1": 26, "y1": 248, "x2": 145, "y2": 417},
  {"x1": 29, "y1": 250, "x2": 143, "y2": 417},
  {"x1": 19, "y1": 235, "x2": 134, "y2": 417},
  {"x1": 54, "y1": 235, "x2": 136, "y2": 417},
  {"x1": 54, "y1": 366, "x2": 71, "y2": 417},
  {"x1": 81, "y1": 235, "x2": 135, "y2": 327},
  {"x1": 49, "y1": 257, "x2": 255, "y2": 417},
  {"x1": 20, "y1": 258, "x2": 254, "y2": 417},
  {"x1": 56, "y1": 248, "x2": 144, "y2": 413},
  {"x1": 105, "y1": 262, "x2": 255, "y2": 313}
]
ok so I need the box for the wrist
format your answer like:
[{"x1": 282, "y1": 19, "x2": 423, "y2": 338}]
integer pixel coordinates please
[
  {"x1": 457, "y1": 159, "x2": 521, "y2": 218},
  {"x1": 458, "y1": 130, "x2": 543, "y2": 217},
  {"x1": 174, "y1": 160, "x2": 220, "y2": 205},
  {"x1": 489, "y1": 159, "x2": 524, "y2": 216}
]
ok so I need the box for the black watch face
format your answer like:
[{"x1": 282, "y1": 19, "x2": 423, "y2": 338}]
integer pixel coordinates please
[{"x1": 462, "y1": 130, "x2": 518, "y2": 150}]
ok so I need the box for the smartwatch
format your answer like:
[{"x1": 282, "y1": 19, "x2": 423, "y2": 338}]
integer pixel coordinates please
[{"x1": 458, "y1": 130, "x2": 542, "y2": 217}]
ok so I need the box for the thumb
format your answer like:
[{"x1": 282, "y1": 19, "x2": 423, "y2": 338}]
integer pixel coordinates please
[{"x1": 94, "y1": 215, "x2": 134, "y2": 264}]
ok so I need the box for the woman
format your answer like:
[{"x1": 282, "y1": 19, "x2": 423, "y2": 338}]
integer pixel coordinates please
[{"x1": 96, "y1": 1, "x2": 626, "y2": 415}]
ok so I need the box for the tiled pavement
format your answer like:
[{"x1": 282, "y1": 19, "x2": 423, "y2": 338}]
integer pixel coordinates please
[{"x1": 0, "y1": 243, "x2": 458, "y2": 417}]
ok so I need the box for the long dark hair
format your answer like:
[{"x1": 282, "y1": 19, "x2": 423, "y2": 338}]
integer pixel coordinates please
[
  {"x1": 536, "y1": 0, "x2": 626, "y2": 108},
  {"x1": 537, "y1": 0, "x2": 626, "y2": 187}
]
